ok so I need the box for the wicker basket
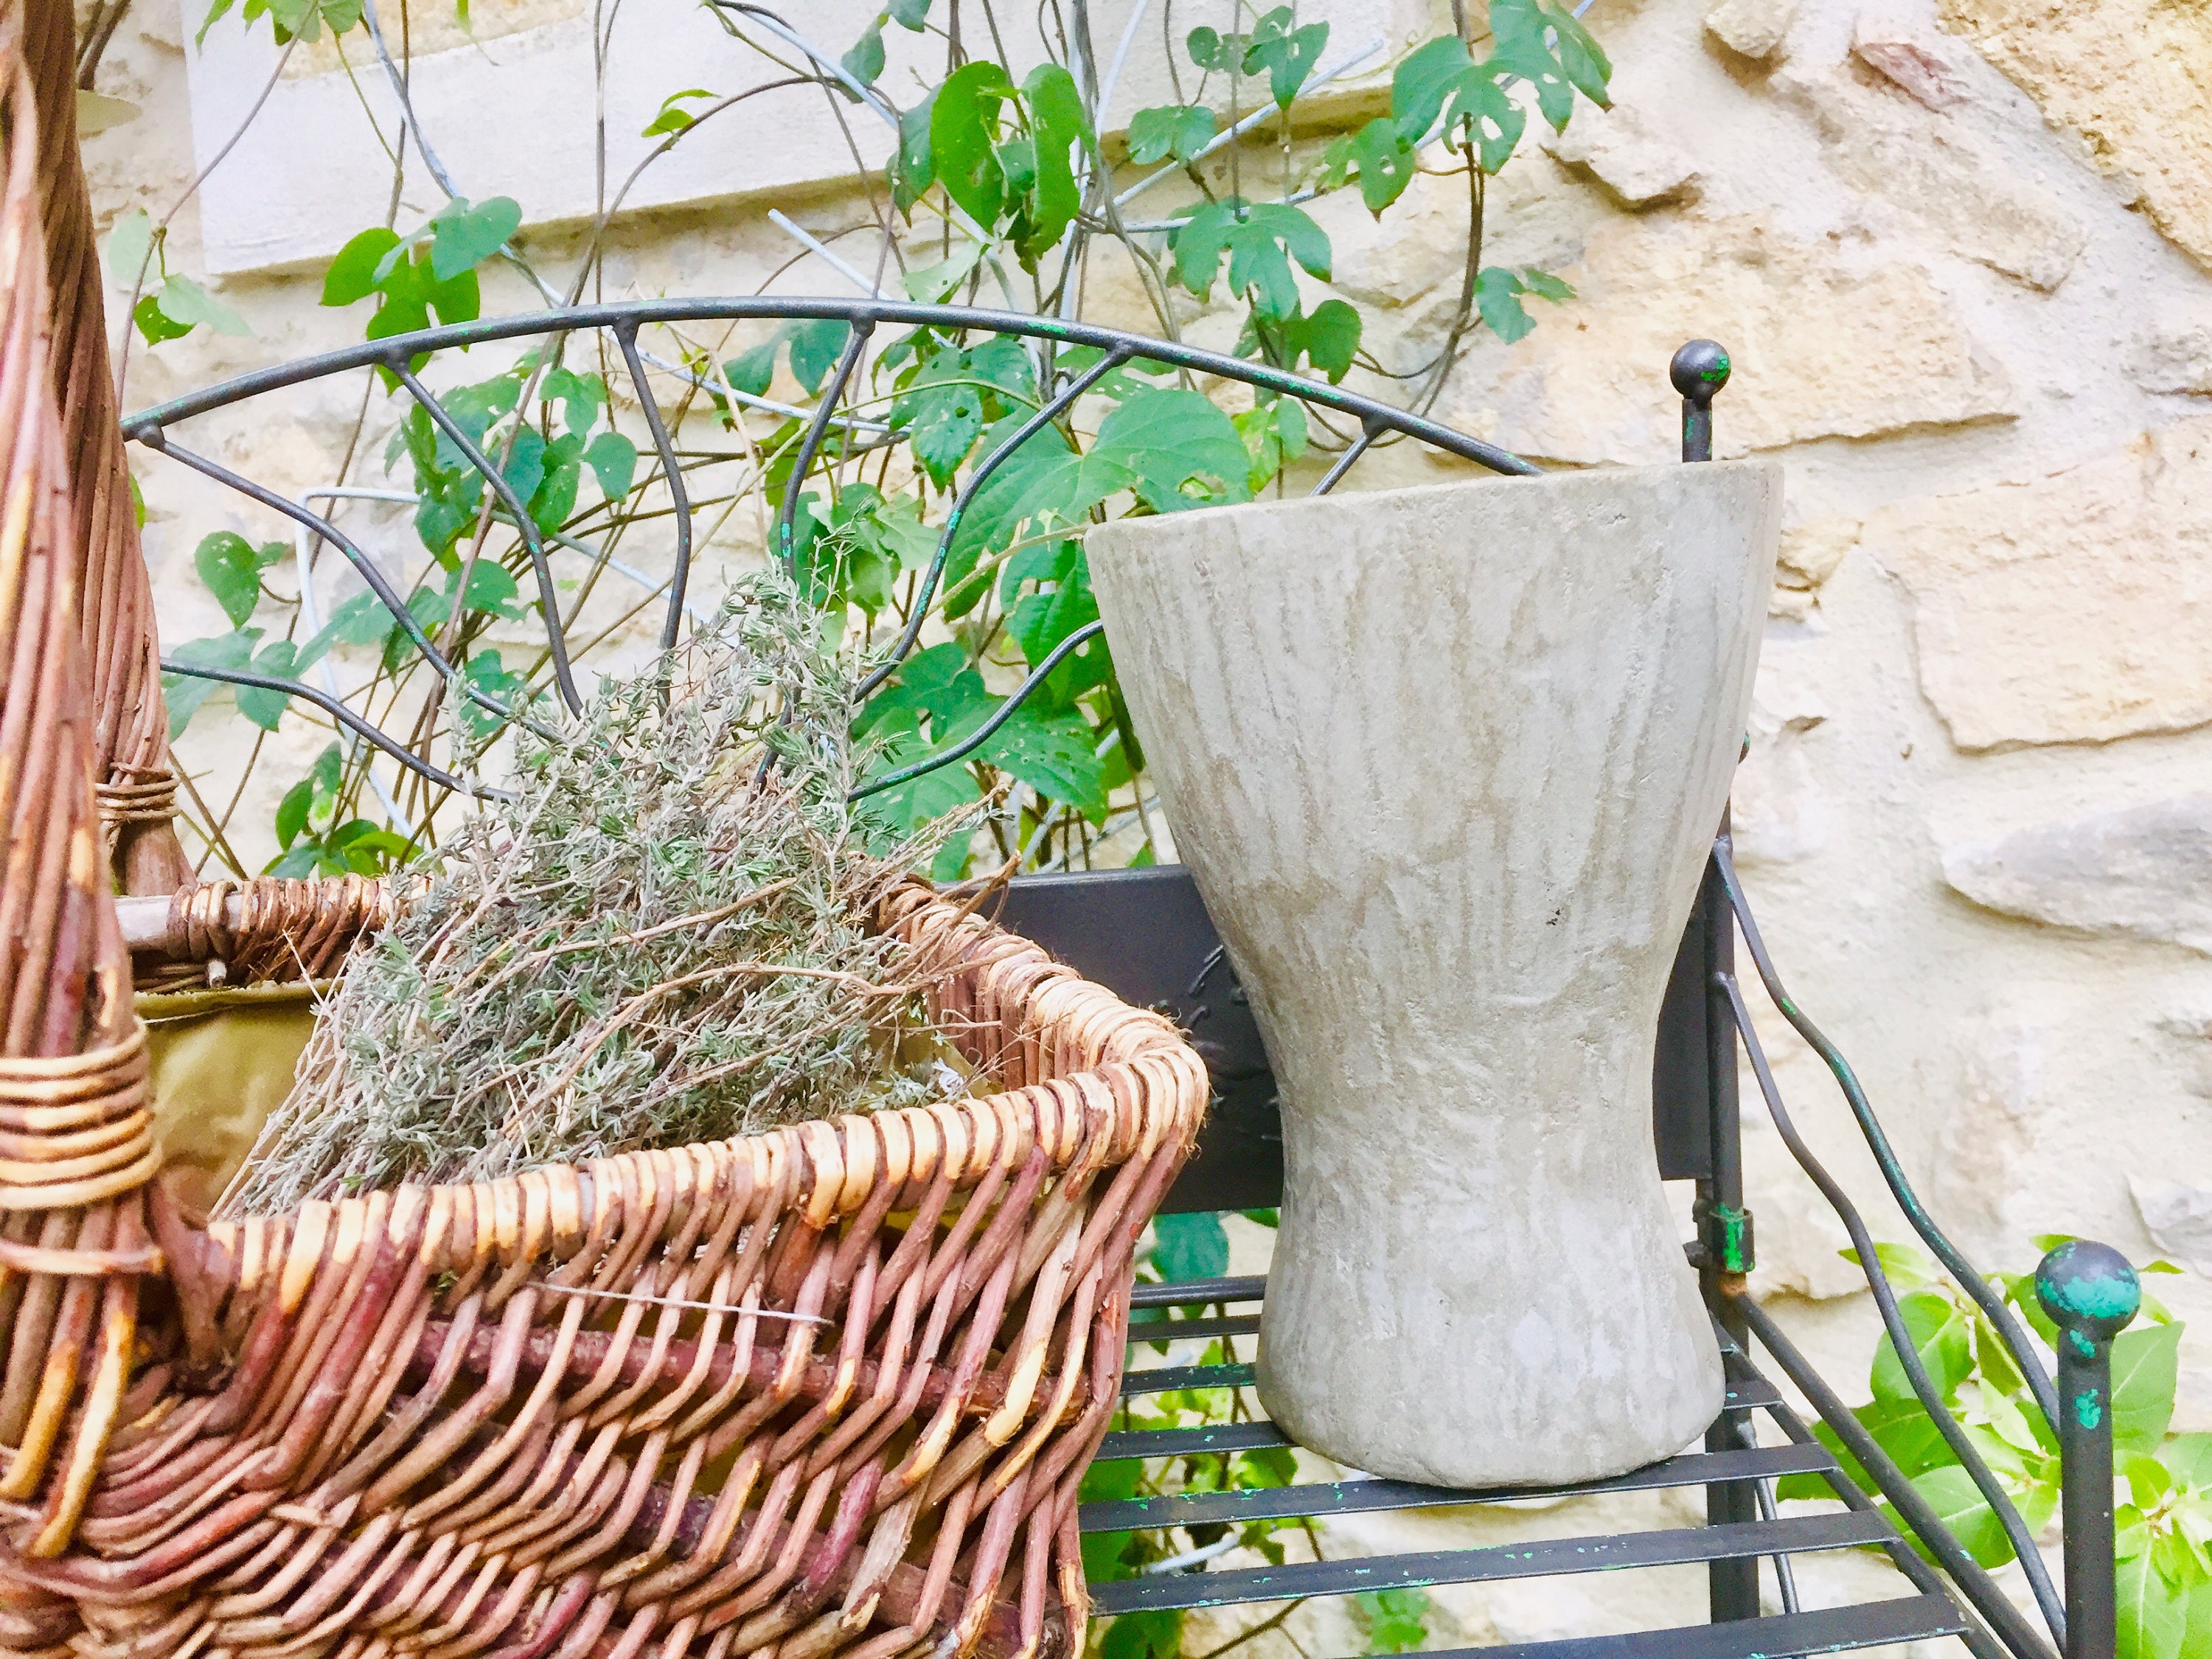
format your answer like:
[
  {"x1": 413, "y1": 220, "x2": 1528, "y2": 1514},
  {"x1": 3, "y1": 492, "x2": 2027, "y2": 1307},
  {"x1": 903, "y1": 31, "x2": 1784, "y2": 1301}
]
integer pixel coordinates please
[
  {"x1": 22, "y1": 887, "x2": 1206, "y2": 1659},
  {"x1": 0, "y1": 8, "x2": 1210, "y2": 1654}
]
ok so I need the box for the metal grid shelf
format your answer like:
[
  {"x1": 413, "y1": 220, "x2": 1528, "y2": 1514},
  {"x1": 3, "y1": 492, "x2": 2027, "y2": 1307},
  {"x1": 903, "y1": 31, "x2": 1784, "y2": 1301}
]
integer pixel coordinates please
[{"x1": 1081, "y1": 1277, "x2": 1973, "y2": 1659}]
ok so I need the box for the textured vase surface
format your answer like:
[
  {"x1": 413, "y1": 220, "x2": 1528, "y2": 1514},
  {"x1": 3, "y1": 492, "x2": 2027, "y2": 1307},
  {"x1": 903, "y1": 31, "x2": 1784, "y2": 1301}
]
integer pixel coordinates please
[{"x1": 1087, "y1": 461, "x2": 1782, "y2": 1487}]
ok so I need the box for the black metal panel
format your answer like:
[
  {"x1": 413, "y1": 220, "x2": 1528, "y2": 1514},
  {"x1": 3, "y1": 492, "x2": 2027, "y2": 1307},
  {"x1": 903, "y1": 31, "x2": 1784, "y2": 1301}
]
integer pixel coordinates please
[
  {"x1": 1428, "y1": 1596, "x2": 1971, "y2": 1659},
  {"x1": 999, "y1": 869, "x2": 1281, "y2": 1213},
  {"x1": 1079, "y1": 1444, "x2": 1837, "y2": 1534},
  {"x1": 1090, "y1": 1512, "x2": 1896, "y2": 1614},
  {"x1": 1127, "y1": 1312, "x2": 1262, "y2": 1343},
  {"x1": 1001, "y1": 866, "x2": 1714, "y2": 1203}
]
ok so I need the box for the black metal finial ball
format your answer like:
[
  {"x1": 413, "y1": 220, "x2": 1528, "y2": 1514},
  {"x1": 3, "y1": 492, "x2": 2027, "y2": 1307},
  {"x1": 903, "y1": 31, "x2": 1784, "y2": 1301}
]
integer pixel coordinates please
[
  {"x1": 2035, "y1": 1239, "x2": 2140, "y2": 1344},
  {"x1": 1671, "y1": 339, "x2": 1731, "y2": 403}
]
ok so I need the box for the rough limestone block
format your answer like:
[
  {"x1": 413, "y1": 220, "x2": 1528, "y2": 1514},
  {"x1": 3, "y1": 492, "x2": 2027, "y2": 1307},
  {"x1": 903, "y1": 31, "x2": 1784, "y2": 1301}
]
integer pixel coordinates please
[
  {"x1": 1939, "y1": 0, "x2": 2212, "y2": 271},
  {"x1": 1471, "y1": 218, "x2": 2017, "y2": 465},
  {"x1": 1543, "y1": 106, "x2": 1701, "y2": 209},
  {"x1": 1853, "y1": 7, "x2": 1972, "y2": 110},
  {"x1": 1871, "y1": 419, "x2": 2212, "y2": 749},
  {"x1": 1942, "y1": 797, "x2": 2212, "y2": 954},
  {"x1": 2132, "y1": 1178, "x2": 2212, "y2": 1278},
  {"x1": 1088, "y1": 462, "x2": 1783, "y2": 1486},
  {"x1": 1705, "y1": 0, "x2": 1797, "y2": 60}
]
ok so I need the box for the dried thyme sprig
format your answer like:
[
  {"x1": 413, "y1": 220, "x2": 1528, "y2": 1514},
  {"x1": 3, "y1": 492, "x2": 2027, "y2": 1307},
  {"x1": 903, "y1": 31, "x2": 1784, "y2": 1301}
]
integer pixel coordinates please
[{"x1": 220, "y1": 572, "x2": 967, "y2": 1215}]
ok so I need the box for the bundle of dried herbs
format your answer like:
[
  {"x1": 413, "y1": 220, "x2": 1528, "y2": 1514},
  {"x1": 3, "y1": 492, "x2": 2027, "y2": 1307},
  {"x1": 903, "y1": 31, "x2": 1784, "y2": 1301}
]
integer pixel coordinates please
[{"x1": 221, "y1": 574, "x2": 968, "y2": 1216}]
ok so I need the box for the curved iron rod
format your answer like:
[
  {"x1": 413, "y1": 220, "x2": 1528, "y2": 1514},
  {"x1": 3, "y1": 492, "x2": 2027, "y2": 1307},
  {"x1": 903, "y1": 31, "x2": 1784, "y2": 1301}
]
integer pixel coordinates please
[
  {"x1": 392, "y1": 361, "x2": 584, "y2": 714},
  {"x1": 855, "y1": 347, "x2": 1133, "y2": 704},
  {"x1": 613, "y1": 321, "x2": 694, "y2": 652},
  {"x1": 121, "y1": 300, "x2": 1540, "y2": 481},
  {"x1": 1717, "y1": 967, "x2": 2067, "y2": 1644},
  {"x1": 1310, "y1": 414, "x2": 1385, "y2": 496},
  {"x1": 137, "y1": 431, "x2": 552, "y2": 742},
  {"x1": 776, "y1": 319, "x2": 875, "y2": 580},
  {"x1": 161, "y1": 658, "x2": 515, "y2": 804},
  {"x1": 1714, "y1": 841, "x2": 2063, "y2": 1435},
  {"x1": 849, "y1": 620, "x2": 1105, "y2": 801},
  {"x1": 1733, "y1": 1293, "x2": 2058, "y2": 1659}
]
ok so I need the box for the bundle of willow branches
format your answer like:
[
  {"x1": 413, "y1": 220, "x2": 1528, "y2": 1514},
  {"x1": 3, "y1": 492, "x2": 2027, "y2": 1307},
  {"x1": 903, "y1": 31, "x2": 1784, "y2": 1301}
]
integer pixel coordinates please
[{"x1": 221, "y1": 573, "x2": 967, "y2": 1215}]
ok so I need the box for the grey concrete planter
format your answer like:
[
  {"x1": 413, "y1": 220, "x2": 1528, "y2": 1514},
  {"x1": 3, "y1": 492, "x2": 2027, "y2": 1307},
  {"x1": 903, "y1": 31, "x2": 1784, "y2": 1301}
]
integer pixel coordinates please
[{"x1": 1088, "y1": 461, "x2": 1783, "y2": 1486}]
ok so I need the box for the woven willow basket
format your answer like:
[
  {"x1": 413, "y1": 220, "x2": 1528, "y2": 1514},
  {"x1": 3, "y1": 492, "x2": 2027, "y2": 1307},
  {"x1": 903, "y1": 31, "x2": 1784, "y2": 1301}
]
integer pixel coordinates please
[
  {"x1": 9, "y1": 886, "x2": 1208, "y2": 1659},
  {"x1": 0, "y1": 6, "x2": 1209, "y2": 1651}
]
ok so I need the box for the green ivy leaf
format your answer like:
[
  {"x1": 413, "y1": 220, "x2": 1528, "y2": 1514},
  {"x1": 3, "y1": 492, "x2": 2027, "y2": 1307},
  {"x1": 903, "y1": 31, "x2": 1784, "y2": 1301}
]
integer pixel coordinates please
[
  {"x1": 1279, "y1": 298, "x2": 1362, "y2": 383},
  {"x1": 1128, "y1": 103, "x2": 1216, "y2": 165},
  {"x1": 932, "y1": 61, "x2": 1015, "y2": 231},
  {"x1": 1347, "y1": 117, "x2": 1418, "y2": 212},
  {"x1": 427, "y1": 195, "x2": 521, "y2": 282},
  {"x1": 1453, "y1": 69, "x2": 1528, "y2": 173},
  {"x1": 841, "y1": 21, "x2": 886, "y2": 88},
  {"x1": 236, "y1": 638, "x2": 299, "y2": 731},
  {"x1": 1149, "y1": 1212, "x2": 1229, "y2": 1281},
  {"x1": 2112, "y1": 1322, "x2": 2183, "y2": 1453},
  {"x1": 1871, "y1": 1290, "x2": 1975, "y2": 1407},
  {"x1": 194, "y1": 530, "x2": 285, "y2": 628},
  {"x1": 1354, "y1": 1587, "x2": 1431, "y2": 1655},
  {"x1": 323, "y1": 227, "x2": 400, "y2": 307},
  {"x1": 890, "y1": 94, "x2": 937, "y2": 216},
  {"x1": 1544, "y1": 3, "x2": 1615, "y2": 108},
  {"x1": 978, "y1": 700, "x2": 1107, "y2": 815},
  {"x1": 1242, "y1": 10, "x2": 1329, "y2": 109},
  {"x1": 105, "y1": 207, "x2": 154, "y2": 287},
  {"x1": 133, "y1": 292, "x2": 191, "y2": 345},
  {"x1": 155, "y1": 274, "x2": 251, "y2": 337},
  {"x1": 1095, "y1": 388, "x2": 1252, "y2": 512},
  {"x1": 1897, "y1": 1464, "x2": 2014, "y2": 1569},
  {"x1": 459, "y1": 649, "x2": 526, "y2": 740},
  {"x1": 1475, "y1": 265, "x2": 1537, "y2": 343},
  {"x1": 1171, "y1": 201, "x2": 1332, "y2": 320},
  {"x1": 1392, "y1": 35, "x2": 1472, "y2": 139},
  {"x1": 161, "y1": 629, "x2": 259, "y2": 735},
  {"x1": 788, "y1": 320, "x2": 854, "y2": 397},
  {"x1": 1016, "y1": 63, "x2": 1089, "y2": 267},
  {"x1": 583, "y1": 431, "x2": 637, "y2": 501}
]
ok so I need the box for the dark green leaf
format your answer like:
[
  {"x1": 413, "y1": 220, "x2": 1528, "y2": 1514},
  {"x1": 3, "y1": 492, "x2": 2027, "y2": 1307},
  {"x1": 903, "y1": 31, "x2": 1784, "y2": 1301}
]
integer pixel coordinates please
[
  {"x1": 428, "y1": 196, "x2": 521, "y2": 282},
  {"x1": 1392, "y1": 35, "x2": 1472, "y2": 140},
  {"x1": 236, "y1": 638, "x2": 298, "y2": 730},
  {"x1": 161, "y1": 629, "x2": 258, "y2": 735},
  {"x1": 841, "y1": 22, "x2": 886, "y2": 88},
  {"x1": 891, "y1": 94, "x2": 937, "y2": 215},
  {"x1": 156, "y1": 275, "x2": 251, "y2": 335},
  {"x1": 323, "y1": 227, "x2": 399, "y2": 306},
  {"x1": 1348, "y1": 117, "x2": 1418, "y2": 212},
  {"x1": 1016, "y1": 63, "x2": 1089, "y2": 266},
  {"x1": 1545, "y1": 4, "x2": 1613, "y2": 108},
  {"x1": 194, "y1": 529, "x2": 283, "y2": 628},
  {"x1": 1098, "y1": 1610, "x2": 1180, "y2": 1659},
  {"x1": 1450, "y1": 68, "x2": 1528, "y2": 173},
  {"x1": 788, "y1": 320, "x2": 853, "y2": 397},
  {"x1": 1094, "y1": 388, "x2": 1252, "y2": 512},
  {"x1": 455, "y1": 559, "x2": 523, "y2": 619},
  {"x1": 459, "y1": 648, "x2": 526, "y2": 740},
  {"x1": 1354, "y1": 1587, "x2": 1430, "y2": 1655},
  {"x1": 1149, "y1": 1212, "x2": 1229, "y2": 1281},
  {"x1": 274, "y1": 775, "x2": 313, "y2": 850},
  {"x1": 1129, "y1": 103, "x2": 1216, "y2": 165},
  {"x1": 133, "y1": 292, "x2": 192, "y2": 344},
  {"x1": 1186, "y1": 27, "x2": 1231, "y2": 70},
  {"x1": 932, "y1": 61, "x2": 1015, "y2": 230},
  {"x1": 1474, "y1": 265, "x2": 1536, "y2": 343},
  {"x1": 725, "y1": 338, "x2": 779, "y2": 398},
  {"x1": 1244, "y1": 13, "x2": 1329, "y2": 109},
  {"x1": 976, "y1": 700, "x2": 1107, "y2": 814},
  {"x1": 1280, "y1": 298, "x2": 1362, "y2": 383},
  {"x1": 584, "y1": 431, "x2": 637, "y2": 501}
]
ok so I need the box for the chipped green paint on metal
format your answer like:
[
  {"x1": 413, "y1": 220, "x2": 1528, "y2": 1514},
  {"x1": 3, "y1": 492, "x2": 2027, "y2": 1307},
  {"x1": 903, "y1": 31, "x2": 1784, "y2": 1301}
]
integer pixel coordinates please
[{"x1": 2073, "y1": 1388, "x2": 2104, "y2": 1432}]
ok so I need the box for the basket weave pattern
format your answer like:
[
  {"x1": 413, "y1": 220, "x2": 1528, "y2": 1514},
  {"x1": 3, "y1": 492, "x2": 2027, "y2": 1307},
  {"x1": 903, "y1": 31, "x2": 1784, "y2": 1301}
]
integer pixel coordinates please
[{"x1": 4, "y1": 888, "x2": 1206, "y2": 1659}]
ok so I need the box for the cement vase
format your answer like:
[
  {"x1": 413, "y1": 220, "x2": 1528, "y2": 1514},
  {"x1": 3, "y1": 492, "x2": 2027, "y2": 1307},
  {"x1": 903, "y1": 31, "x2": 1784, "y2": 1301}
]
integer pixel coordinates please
[{"x1": 1087, "y1": 462, "x2": 1783, "y2": 1487}]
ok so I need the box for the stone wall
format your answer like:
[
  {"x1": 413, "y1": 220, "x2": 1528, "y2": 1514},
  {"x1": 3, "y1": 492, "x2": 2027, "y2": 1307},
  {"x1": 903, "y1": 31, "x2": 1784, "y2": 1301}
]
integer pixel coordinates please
[{"x1": 84, "y1": 0, "x2": 2212, "y2": 1646}]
